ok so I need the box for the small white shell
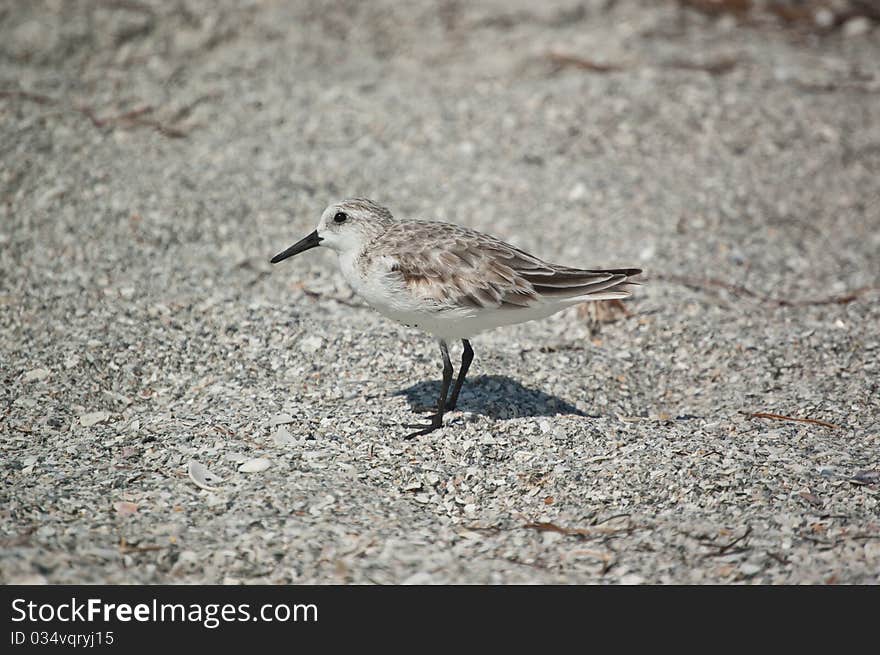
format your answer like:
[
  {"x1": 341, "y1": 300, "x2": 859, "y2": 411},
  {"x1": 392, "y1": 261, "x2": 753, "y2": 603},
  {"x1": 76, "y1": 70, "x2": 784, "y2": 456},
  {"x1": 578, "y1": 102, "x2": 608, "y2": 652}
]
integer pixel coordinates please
[
  {"x1": 24, "y1": 368, "x2": 50, "y2": 382},
  {"x1": 80, "y1": 411, "x2": 111, "y2": 427},
  {"x1": 188, "y1": 460, "x2": 223, "y2": 491},
  {"x1": 269, "y1": 413, "x2": 295, "y2": 427},
  {"x1": 238, "y1": 457, "x2": 271, "y2": 473},
  {"x1": 272, "y1": 426, "x2": 295, "y2": 446},
  {"x1": 113, "y1": 501, "x2": 139, "y2": 516}
]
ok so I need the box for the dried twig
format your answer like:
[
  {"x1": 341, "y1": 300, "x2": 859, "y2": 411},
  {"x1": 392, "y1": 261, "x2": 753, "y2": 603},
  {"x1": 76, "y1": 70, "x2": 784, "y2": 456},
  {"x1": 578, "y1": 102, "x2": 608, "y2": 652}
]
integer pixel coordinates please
[
  {"x1": 766, "y1": 551, "x2": 790, "y2": 565},
  {"x1": 168, "y1": 92, "x2": 222, "y2": 124},
  {"x1": 662, "y1": 57, "x2": 739, "y2": 75},
  {"x1": 1, "y1": 90, "x2": 194, "y2": 138},
  {"x1": 682, "y1": 525, "x2": 754, "y2": 557},
  {"x1": 742, "y1": 411, "x2": 842, "y2": 430},
  {"x1": 678, "y1": 0, "x2": 751, "y2": 18},
  {"x1": 707, "y1": 526, "x2": 753, "y2": 557},
  {"x1": 522, "y1": 521, "x2": 634, "y2": 540},
  {"x1": 591, "y1": 513, "x2": 631, "y2": 526},
  {"x1": 245, "y1": 270, "x2": 272, "y2": 288},
  {"x1": 545, "y1": 52, "x2": 626, "y2": 73},
  {"x1": 657, "y1": 273, "x2": 879, "y2": 308},
  {"x1": 118, "y1": 538, "x2": 165, "y2": 554}
]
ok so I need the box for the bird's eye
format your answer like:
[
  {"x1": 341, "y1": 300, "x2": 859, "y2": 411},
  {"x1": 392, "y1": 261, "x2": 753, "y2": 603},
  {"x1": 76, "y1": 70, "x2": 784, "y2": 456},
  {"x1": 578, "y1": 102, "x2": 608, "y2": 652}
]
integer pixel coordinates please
[{"x1": 333, "y1": 212, "x2": 348, "y2": 224}]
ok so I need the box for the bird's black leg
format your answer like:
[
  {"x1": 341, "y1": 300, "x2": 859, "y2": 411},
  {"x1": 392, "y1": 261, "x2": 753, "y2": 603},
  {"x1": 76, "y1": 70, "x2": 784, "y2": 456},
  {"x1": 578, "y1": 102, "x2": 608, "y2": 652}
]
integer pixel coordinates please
[
  {"x1": 445, "y1": 339, "x2": 474, "y2": 411},
  {"x1": 405, "y1": 340, "x2": 453, "y2": 439}
]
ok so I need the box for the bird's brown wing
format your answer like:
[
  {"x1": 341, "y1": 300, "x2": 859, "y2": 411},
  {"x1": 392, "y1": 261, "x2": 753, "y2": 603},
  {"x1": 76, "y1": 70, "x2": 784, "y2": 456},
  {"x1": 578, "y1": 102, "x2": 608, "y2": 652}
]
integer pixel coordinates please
[{"x1": 380, "y1": 221, "x2": 640, "y2": 309}]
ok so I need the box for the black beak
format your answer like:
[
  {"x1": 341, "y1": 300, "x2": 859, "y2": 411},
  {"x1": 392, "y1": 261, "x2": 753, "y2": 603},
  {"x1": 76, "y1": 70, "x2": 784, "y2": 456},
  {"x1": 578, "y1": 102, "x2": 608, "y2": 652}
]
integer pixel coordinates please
[{"x1": 270, "y1": 230, "x2": 322, "y2": 264}]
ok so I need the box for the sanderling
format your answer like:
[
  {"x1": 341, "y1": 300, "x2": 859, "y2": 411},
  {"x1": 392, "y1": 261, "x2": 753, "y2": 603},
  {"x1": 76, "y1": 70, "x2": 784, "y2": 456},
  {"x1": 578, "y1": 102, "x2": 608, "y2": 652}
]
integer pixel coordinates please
[{"x1": 271, "y1": 198, "x2": 641, "y2": 439}]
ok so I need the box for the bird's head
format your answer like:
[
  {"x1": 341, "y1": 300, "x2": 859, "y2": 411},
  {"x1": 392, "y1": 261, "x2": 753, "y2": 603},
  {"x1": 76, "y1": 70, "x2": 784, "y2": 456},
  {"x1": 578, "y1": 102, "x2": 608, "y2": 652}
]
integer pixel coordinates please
[{"x1": 270, "y1": 198, "x2": 394, "y2": 263}]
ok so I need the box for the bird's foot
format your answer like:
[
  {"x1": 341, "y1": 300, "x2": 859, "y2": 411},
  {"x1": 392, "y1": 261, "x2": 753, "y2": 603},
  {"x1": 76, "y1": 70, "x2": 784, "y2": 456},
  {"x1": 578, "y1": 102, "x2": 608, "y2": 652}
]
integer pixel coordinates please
[{"x1": 403, "y1": 414, "x2": 443, "y2": 439}]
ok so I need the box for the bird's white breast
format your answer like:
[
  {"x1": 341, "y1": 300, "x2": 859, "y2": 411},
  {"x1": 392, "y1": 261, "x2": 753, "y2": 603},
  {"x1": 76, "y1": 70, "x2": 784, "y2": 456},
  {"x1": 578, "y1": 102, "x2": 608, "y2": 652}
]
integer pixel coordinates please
[
  {"x1": 337, "y1": 250, "x2": 456, "y2": 334},
  {"x1": 338, "y1": 251, "x2": 412, "y2": 318}
]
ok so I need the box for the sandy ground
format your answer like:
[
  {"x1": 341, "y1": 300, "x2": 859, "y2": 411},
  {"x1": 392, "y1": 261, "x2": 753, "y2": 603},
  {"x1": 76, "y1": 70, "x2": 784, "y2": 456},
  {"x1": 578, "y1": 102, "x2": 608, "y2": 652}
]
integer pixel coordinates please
[{"x1": 1, "y1": 0, "x2": 879, "y2": 584}]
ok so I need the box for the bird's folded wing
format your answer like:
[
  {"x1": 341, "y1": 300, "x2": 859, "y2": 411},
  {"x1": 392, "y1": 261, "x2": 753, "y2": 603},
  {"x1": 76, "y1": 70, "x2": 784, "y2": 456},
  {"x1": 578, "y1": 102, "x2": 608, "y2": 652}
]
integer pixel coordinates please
[{"x1": 387, "y1": 231, "x2": 639, "y2": 310}]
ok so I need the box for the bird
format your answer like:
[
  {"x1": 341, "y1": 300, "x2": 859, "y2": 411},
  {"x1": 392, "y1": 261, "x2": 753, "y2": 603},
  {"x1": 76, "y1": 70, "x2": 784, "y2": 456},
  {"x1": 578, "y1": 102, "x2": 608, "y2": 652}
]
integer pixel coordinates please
[{"x1": 270, "y1": 198, "x2": 641, "y2": 439}]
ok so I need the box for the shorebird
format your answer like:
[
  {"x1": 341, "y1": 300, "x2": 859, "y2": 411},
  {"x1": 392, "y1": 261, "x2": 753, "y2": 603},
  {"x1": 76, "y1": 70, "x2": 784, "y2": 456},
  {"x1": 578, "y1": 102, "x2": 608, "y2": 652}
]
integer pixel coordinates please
[{"x1": 271, "y1": 198, "x2": 641, "y2": 438}]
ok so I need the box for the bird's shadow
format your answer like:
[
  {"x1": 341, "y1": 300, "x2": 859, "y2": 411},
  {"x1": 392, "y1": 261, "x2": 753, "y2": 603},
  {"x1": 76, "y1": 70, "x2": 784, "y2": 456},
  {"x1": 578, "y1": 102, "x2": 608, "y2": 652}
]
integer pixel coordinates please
[{"x1": 394, "y1": 374, "x2": 590, "y2": 419}]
